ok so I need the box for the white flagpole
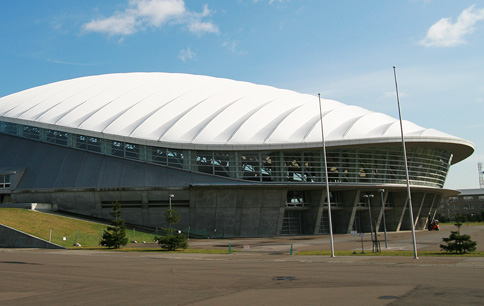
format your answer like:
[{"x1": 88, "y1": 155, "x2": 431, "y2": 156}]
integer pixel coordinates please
[
  {"x1": 318, "y1": 93, "x2": 335, "y2": 258},
  {"x1": 393, "y1": 66, "x2": 418, "y2": 260}
]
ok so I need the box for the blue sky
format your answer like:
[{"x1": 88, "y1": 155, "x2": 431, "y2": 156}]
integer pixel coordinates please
[{"x1": 0, "y1": 0, "x2": 483, "y2": 190}]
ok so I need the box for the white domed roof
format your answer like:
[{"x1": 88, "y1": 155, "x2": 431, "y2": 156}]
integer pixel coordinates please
[{"x1": 0, "y1": 72, "x2": 474, "y2": 161}]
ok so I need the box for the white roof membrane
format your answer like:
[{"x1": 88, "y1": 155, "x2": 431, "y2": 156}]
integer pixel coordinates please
[{"x1": 0, "y1": 72, "x2": 474, "y2": 162}]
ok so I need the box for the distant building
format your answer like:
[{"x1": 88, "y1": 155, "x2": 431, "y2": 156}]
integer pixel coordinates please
[
  {"x1": 439, "y1": 189, "x2": 484, "y2": 220},
  {"x1": 0, "y1": 72, "x2": 475, "y2": 237}
]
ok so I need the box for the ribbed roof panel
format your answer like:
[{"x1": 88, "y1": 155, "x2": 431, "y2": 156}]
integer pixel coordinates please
[{"x1": 0, "y1": 72, "x2": 474, "y2": 162}]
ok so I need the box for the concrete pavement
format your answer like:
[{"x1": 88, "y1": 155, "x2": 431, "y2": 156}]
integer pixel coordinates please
[
  {"x1": 184, "y1": 224, "x2": 484, "y2": 254},
  {"x1": 0, "y1": 247, "x2": 483, "y2": 305},
  {"x1": 1, "y1": 225, "x2": 483, "y2": 305}
]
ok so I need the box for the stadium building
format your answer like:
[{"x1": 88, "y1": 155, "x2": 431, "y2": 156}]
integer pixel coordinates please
[{"x1": 0, "y1": 73, "x2": 474, "y2": 237}]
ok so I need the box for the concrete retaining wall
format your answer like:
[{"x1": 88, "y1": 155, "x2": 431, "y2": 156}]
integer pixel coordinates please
[
  {"x1": 0, "y1": 203, "x2": 57, "y2": 211},
  {"x1": 31, "y1": 203, "x2": 58, "y2": 211},
  {"x1": 0, "y1": 224, "x2": 65, "y2": 249}
]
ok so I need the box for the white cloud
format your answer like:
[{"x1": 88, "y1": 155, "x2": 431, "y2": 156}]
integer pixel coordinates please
[
  {"x1": 419, "y1": 5, "x2": 484, "y2": 47},
  {"x1": 134, "y1": 0, "x2": 185, "y2": 26},
  {"x1": 379, "y1": 91, "x2": 408, "y2": 101},
  {"x1": 84, "y1": 14, "x2": 138, "y2": 36},
  {"x1": 47, "y1": 59, "x2": 95, "y2": 66},
  {"x1": 409, "y1": 0, "x2": 432, "y2": 4},
  {"x1": 253, "y1": 0, "x2": 285, "y2": 4},
  {"x1": 188, "y1": 20, "x2": 218, "y2": 35},
  {"x1": 179, "y1": 48, "x2": 196, "y2": 61},
  {"x1": 221, "y1": 39, "x2": 247, "y2": 56},
  {"x1": 82, "y1": 0, "x2": 218, "y2": 37}
]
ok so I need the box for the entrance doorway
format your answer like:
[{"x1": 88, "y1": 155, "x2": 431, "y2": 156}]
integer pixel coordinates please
[{"x1": 281, "y1": 210, "x2": 302, "y2": 235}]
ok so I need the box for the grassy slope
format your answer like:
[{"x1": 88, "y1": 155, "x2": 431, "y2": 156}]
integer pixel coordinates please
[
  {"x1": 1, "y1": 208, "x2": 481, "y2": 256},
  {"x1": 0, "y1": 208, "x2": 156, "y2": 248}
]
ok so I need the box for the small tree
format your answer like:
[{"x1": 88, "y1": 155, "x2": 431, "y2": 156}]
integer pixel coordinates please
[
  {"x1": 100, "y1": 201, "x2": 128, "y2": 249},
  {"x1": 155, "y1": 208, "x2": 188, "y2": 251},
  {"x1": 165, "y1": 209, "x2": 180, "y2": 235},
  {"x1": 440, "y1": 223, "x2": 477, "y2": 254},
  {"x1": 156, "y1": 232, "x2": 188, "y2": 250}
]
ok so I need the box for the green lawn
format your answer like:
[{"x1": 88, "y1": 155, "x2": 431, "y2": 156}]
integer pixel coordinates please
[
  {"x1": 75, "y1": 247, "x2": 230, "y2": 254},
  {"x1": 440, "y1": 222, "x2": 483, "y2": 226},
  {"x1": 0, "y1": 208, "x2": 157, "y2": 248}
]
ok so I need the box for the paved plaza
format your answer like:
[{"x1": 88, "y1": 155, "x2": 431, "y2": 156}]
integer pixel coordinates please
[{"x1": 0, "y1": 225, "x2": 483, "y2": 305}]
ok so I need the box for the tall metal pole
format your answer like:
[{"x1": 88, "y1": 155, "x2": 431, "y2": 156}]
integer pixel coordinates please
[
  {"x1": 393, "y1": 66, "x2": 418, "y2": 259},
  {"x1": 378, "y1": 189, "x2": 388, "y2": 248},
  {"x1": 318, "y1": 93, "x2": 335, "y2": 258}
]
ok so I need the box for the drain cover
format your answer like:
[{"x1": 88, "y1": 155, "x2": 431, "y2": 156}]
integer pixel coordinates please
[{"x1": 272, "y1": 276, "x2": 296, "y2": 281}]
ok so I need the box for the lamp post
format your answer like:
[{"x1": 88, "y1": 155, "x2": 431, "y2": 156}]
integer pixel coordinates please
[
  {"x1": 169, "y1": 194, "x2": 174, "y2": 210},
  {"x1": 168, "y1": 194, "x2": 174, "y2": 233},
  {"x1": 378, "y1": 189, "x2": 388, "y2": 248},
  {"x1": 363, "y1": 194, "x2": 375, "y2": 242}
]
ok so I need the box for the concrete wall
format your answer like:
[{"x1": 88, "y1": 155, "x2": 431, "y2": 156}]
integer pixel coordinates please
[
  {"x1": 9, "y1": 186, "x2": 444, "y2": 237},
  {"x1": 190, "y1": 187, "x2": 285, "y2": 237},
  {"x1": 0, "y1": 224, "x2": 64, "y2": 249}
]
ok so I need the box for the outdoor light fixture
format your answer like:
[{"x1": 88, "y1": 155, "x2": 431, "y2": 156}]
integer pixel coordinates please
[
  {"x1": 378, "y1": 189, "x2": 388, "y2": 248},
  {"x1": 363, "y1": 194, "x2": 375, "y2": 242},
  {"x1": 169, "y1": 194, "x2": 174, "y2": 210},
  {"x1": 168, "y1": 194, "x2": 175, "y2": 232}
]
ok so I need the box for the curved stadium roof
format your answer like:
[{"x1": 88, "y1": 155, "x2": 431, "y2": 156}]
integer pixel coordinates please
[{"x1": 0, "y1": 72, "x2": 474, "y2": 162}]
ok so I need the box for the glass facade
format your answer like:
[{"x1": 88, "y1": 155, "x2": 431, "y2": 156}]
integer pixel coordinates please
[
  {"x1": 0, "y1": 174, "x2": 10, "y2": 188},
  {"x1": 0, "y1": 121, "x2": 453, "y2": 188}
]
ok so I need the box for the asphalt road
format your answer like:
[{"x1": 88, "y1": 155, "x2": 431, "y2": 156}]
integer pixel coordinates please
[{"x1": 0, "y1": 225, "x2": 483, "y2": 305}]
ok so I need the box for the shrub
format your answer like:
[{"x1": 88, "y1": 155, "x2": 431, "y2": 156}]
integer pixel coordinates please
[
  {"x1": 155, "y1": 233, "x2": 188, "y2": 251},
  {"x1": 440, "y1": 223, "x2": 477, "y2": 254}
]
